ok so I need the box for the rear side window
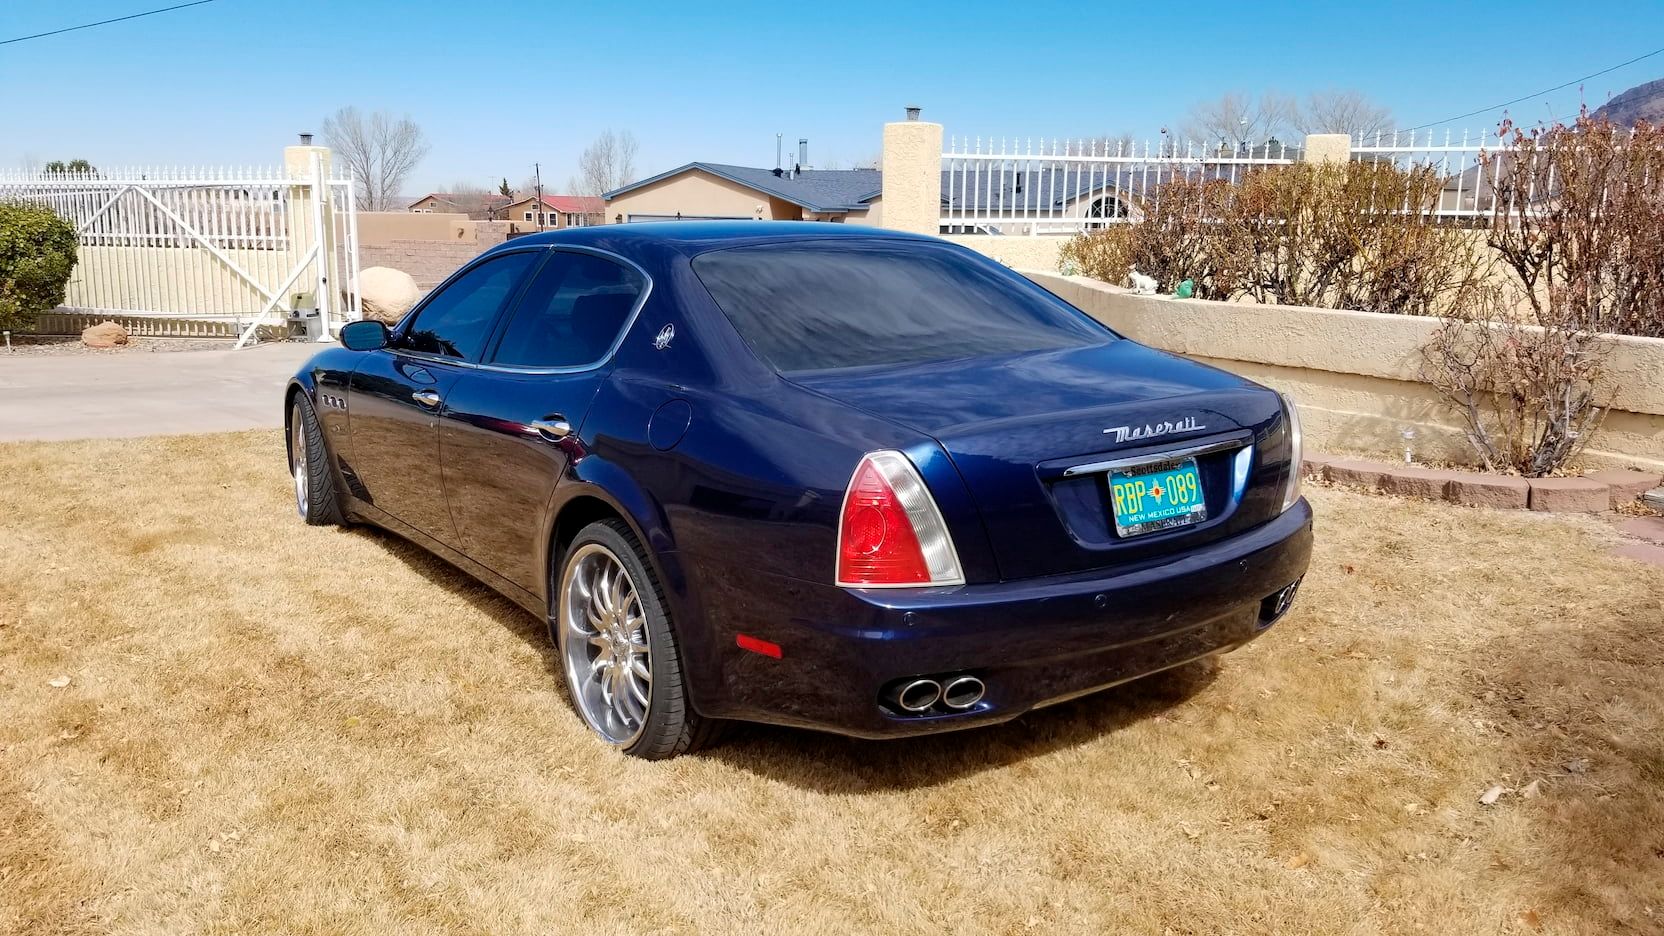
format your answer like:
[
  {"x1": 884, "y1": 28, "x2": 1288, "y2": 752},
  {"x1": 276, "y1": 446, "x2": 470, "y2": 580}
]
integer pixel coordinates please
[
  {"x1": 691, "y1": 240, "x2": 1111, "y2": 371},
  {"x1": 490, "y1": 251, "x2": 646, "y2": 368},
  {"x1": 402, "y1": 251, "x2": 538, "y2": 360}
]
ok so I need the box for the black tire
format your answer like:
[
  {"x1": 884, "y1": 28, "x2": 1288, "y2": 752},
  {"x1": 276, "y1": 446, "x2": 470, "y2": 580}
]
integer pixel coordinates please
[
  {"x1": 288, "y1": 394, "x2": 345, "y2": 527},
  {"x1": 554, "y1": 519, "x2": 720, "y2": 759}
]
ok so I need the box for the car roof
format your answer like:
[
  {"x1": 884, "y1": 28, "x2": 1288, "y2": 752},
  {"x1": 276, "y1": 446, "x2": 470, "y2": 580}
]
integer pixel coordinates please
[{"x1": 487, "y1": 220, "x2": 941, "y2": 260}]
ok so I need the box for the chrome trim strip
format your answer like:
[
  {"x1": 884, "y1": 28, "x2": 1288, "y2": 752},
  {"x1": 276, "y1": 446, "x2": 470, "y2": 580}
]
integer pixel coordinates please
[{"x1": 1061, "y1": 438, "x2": 1248, "y2": 477}]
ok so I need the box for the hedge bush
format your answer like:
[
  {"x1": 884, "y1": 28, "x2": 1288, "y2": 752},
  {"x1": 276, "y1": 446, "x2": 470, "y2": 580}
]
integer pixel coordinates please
[
  {"x1": 0, "y1": 201, "x2": 78, "y2": 332},
  {"x1": 1059, "y1": 162, "x2": 1486, "y2": 317}
]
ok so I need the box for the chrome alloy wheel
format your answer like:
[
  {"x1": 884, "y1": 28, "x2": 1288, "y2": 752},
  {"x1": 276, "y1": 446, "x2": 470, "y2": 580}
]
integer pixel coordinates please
[
  {"x1": 289, "y1": 408, "x2": 309, "y2": 519},
  {"x1": 559, "y1": 543, "x2": 652, "y2": 746}
]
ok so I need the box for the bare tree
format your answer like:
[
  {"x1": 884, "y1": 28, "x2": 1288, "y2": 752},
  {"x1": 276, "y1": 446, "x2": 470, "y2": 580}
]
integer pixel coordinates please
[
  {"x1": 441, "y1": 182, "x2": 497, "y2": 220},
  {"x1": 1180, "y1": 92, "x2": 1294, "y2": 150},
  {"x1": 1294, "y1": 90, "x2": 1395, "y2": 140},
  {"x1": 574, "y1": 130, "x2": 639, "y2": 197},
  {"x1": 321, "y1": 106, "x2": 430, "y2": 211}
]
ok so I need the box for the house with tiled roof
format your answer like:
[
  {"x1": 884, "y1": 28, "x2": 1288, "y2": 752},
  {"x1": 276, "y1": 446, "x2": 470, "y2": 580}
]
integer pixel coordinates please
[{"x1": 502, "y1": 194, "x2": 606, "y2": 231}]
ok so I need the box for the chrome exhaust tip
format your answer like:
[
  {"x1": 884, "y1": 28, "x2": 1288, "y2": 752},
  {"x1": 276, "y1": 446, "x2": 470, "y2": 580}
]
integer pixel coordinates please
[
  {"x1": 940, "y1": 675, "x2": 985, "y2": 710},
  {"x1": 895, "y1": 678, "x2": 942, "y2": 713}
]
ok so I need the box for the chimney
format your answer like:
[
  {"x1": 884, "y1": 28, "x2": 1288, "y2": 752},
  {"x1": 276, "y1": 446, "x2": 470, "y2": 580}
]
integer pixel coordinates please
[
  {"x1": 776, "y1": 133, "x2": 782, "y2": 172},
  {"x1": 298, "y1": 131, "x2": 314, "y2": 145},
  {"x1": 905, "y1": 105, "x2": 921, "y2": 121},
  {"x1": 798, "y1": 138, "x2": 808, "y2": 171}
]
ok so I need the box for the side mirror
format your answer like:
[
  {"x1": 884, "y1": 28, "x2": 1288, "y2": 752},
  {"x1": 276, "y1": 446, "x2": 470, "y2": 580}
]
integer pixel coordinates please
[{"x1": 340, "y1": 320, "x2": 389, "y2": 351}]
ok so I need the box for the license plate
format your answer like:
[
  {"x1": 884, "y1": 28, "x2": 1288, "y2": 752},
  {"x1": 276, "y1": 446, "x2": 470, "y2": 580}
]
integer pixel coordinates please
[{"x1": 1109, "y1": 457, "x2": 1207, "y2": 537}]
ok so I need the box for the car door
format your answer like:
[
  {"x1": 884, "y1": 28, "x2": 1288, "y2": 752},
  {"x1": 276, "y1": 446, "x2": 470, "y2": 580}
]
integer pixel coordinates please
[
  {"x1": 346, "y1": 248, "x2": 541, "y2": 543},
  {"x1": 439, "y1": 248, "x2": 650, "y2": 594}
]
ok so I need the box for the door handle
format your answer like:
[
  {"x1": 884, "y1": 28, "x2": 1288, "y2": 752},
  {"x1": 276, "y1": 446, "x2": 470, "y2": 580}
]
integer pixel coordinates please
[
  {"x1": 411, "y1": 389, "x2": 443, "y2": 408},
  {"x1": 530, "y1": 416, "x2": 572, "y2": 441}
]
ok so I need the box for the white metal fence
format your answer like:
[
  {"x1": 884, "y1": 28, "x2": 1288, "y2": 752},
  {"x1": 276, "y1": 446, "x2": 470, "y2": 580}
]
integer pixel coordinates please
[
  {"x1": 1350, "y1": 129, "x2": 1511, "y2": 221},
  {"x1": 940, "y1": 130, "x2": 1568, "y2": 234},
  {"x1": 0, "y1": 161, "x2": 360, "y2": 346},
  {"x1": 940, "y1": 136, "x2": 1297, "y2": 235}
]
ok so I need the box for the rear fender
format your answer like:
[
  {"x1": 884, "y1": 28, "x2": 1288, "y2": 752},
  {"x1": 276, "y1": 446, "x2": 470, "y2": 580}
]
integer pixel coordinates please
[{"x1": 544, "y1": 457, "x2": 687, "y2": 607}]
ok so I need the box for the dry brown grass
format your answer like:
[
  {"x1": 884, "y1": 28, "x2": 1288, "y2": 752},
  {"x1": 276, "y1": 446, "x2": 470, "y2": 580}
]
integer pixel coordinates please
[{"x1": 2, "y1": 432, "x2": 1661, "y2": 935}]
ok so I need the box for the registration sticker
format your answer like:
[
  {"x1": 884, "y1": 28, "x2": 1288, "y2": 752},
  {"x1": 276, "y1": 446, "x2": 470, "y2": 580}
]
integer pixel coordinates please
[{"x1": 1109, "y1": 456, "x2": 1207, "y2": 537}]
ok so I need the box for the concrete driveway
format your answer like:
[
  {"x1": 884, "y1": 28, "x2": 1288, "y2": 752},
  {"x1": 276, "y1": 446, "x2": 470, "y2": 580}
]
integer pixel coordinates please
[{"x1": 0, "y1": 342, "x2": 322, "y2": 442}]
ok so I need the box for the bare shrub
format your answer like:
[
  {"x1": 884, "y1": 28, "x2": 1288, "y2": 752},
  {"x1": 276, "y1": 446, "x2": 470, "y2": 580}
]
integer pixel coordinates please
[
  {"x1": 1061, "y1": 160, "x2": 1487, "y2": 314},
  {"x1": 1421, "y1": 294, "x2": 1610, "y2": 476},
  {"x1": 1223, "y1": 162, "x2": 1487, "y2": 314},
  {"x1": 1418, "y1": 112, "x2": 1664, "y2": 475},
  {"x1": 1059, "y1": 178, "x2": 1238, "y2": 298},
  {"x1": 1058, "y1": 224, "x2": 1134, "y2": 284},
  {"x1": 1487, "y1": 113, "x2": 1664, "y2": 338}
]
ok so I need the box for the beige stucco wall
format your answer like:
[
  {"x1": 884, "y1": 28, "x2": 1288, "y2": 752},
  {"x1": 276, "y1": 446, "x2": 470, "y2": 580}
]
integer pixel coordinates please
[
  {"x1": 1026, "y1": 272, "x2": 1664, "y2": 472},
  {"x1": 605, "y1": 170, "x2": 775, "y2": 222},
  {"x1": 356, "y1": 211, "x2": 472, "y2": 245},
  {"x1": 946, "y1": 234, "x2": 1065, "y2": 271}
]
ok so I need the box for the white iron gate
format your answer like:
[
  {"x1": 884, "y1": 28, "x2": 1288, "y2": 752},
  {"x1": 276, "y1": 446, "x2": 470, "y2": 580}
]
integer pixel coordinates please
[{"x1": 0, "y1": 157, "x2": 360, "y2": 347}]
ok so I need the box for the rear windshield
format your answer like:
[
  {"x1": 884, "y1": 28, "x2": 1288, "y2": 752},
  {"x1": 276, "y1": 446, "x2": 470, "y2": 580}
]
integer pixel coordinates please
[{"x1": 691, "y1": 239, "x2": 1112, "y2": 371}]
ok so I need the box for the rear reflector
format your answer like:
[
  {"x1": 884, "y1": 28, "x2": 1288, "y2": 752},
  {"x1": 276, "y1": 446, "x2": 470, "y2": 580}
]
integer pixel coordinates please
[
  {"x1": 836, "y1": 451, "x2": 964, "y2": 588},
  {"x1": 736, "y1": 634, "x2": 782, "y2": 658}
]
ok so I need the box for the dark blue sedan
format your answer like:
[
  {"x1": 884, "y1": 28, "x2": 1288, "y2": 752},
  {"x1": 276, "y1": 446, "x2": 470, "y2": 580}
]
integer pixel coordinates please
[{"x1": 284, "y1": 222, "x2": 1312, "y2": 759}]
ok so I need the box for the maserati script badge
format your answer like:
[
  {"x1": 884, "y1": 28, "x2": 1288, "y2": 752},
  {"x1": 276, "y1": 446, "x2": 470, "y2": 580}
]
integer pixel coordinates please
[{"x1": 1102, "y1": 416, "x2": 1204, "y2": 443}]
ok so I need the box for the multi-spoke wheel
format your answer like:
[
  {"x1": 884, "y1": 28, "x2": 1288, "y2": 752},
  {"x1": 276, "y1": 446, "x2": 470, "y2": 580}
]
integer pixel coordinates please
[
  {"x1": 554, "y1": 519, "x2": 719, "y2": 759},
  {"x1": 288, "y1": 395, "x2": 343, "y2": 526},
  {"x1": 560, "y1": 543, "x2": 653, "y2": 745}
]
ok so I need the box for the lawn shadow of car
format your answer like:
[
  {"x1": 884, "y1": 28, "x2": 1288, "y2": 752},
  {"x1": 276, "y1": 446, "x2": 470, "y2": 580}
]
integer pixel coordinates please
[{"x1": 349, "y1": 523, "x2": 1218, "y2": 791}]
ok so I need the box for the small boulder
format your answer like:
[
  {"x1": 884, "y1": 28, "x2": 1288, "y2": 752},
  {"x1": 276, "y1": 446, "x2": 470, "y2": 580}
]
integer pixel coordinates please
[
  {"x1": 81, "y1": 321, "x2": 129, "y2": 349},
  {"x1": 358, "y1": 267, "x2": 421, "y2": 324}
]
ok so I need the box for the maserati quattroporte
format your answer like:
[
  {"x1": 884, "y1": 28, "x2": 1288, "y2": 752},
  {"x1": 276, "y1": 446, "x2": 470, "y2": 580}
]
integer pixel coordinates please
[{"x1": 284, "y1": 223, "x2": 1312, "y2": 759}]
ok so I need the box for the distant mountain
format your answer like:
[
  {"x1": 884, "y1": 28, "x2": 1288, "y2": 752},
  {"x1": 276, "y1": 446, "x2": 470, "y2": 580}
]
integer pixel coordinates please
[{"x1": 1594, "y1": 77, "x2": 1664, "y2": 125}]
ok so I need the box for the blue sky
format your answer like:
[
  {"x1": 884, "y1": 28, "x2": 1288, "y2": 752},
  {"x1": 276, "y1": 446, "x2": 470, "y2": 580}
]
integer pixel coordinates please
[{"x1": 4, "y1": 0, "x2": 1662, "y2": 194}]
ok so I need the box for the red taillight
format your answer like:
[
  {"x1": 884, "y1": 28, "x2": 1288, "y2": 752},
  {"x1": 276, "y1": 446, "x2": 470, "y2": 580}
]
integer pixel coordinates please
[{"x1": 836, "y1": 451, "x2": 964, "y2": 588}]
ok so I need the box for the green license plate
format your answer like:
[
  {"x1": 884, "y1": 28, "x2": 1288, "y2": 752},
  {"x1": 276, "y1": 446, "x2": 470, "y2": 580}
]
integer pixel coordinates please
[{"x1": 1109, "y1": 457, "x2": 1207, "y2": 537}]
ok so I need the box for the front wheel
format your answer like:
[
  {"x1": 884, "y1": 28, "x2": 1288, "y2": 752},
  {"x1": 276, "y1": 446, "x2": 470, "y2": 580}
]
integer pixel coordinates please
[
  {"x1": 288, "y1": 395, "x2": 344, "y2": 526},
  {"x1": 554, "y1": 519, "x2": 717, "y2": 759}
]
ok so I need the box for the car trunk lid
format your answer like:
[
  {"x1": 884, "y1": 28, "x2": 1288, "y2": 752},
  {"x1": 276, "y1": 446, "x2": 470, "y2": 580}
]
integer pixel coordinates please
[{"x1": 789, "y1": 341, "x2": 1286, "y2": 579}]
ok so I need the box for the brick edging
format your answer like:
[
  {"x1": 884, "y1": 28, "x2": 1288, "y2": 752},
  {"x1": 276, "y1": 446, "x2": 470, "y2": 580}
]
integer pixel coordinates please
[{"x1": 1303, "y1": 454, "x2": 1660, "y2": 513}]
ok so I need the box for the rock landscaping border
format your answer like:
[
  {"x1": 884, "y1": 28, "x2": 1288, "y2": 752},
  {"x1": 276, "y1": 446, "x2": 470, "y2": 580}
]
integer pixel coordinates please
[{"x1": 1304, "y1": 454, "x2": 1661, "y2": 514}]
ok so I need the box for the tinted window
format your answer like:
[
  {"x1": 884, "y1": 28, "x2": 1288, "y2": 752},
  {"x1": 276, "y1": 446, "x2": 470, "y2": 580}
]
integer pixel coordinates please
[
  {"x1": 691, "y1": 240, "x2": 1111, "y2": 371},
  {"x1": 401, "y1": 251, "x2": 537, "y2": 360},
  {"x1": 490, "y1": 251, "x2": 645, "y2": 368}
]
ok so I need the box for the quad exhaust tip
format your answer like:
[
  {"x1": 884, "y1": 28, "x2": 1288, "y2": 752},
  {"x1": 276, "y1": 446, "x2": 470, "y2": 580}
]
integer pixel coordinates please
[
  {"x1": 895, "y1": 678, "x2": 942, "y2": 712},
  {"x1": 941, "y1": 675, "x2": 986, "y2": 710}
]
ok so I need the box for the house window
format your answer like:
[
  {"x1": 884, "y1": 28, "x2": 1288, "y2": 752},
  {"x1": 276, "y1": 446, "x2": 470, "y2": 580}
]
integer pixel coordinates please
[
  {"x1": 1087, "y1": 196, "x2": 1128, "y2": 219},
  {"x1": 523, "y1": 211, "x2": 533, "y2": 222}
]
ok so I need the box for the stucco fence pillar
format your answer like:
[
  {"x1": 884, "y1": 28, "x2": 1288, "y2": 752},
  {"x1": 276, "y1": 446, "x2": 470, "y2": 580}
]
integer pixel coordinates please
[
  {"x1": 1302, "y1": 133, "x2": 1351, "y2": 164},
  {"x1": 879, "y1": 108, "x2": 942, "y2": 236},
  {"x1": 283, "y1": 142, "x2": 336, "y2": 336}
]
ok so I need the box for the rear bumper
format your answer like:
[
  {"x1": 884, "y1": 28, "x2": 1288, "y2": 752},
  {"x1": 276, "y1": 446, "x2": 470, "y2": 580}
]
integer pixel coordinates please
[{"x1": 694, "y1": 499, "x2": 1313, "y2": 739}]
